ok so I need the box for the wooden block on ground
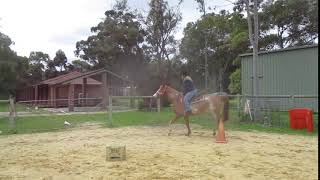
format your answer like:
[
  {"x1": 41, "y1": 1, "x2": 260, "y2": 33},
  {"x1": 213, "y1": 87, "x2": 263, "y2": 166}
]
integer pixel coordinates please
[{"x1": 106, "y1": 145, "x2": 126, "y2": 161}]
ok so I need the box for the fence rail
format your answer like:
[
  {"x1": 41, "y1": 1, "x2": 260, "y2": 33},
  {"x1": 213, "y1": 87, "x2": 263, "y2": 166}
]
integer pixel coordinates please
[
  {"x1": 1, "y1": 93, "x2": 318, "y2": 132},
  {"x1": 108, "y1": 95, "x2": 161, "y2": 126}
]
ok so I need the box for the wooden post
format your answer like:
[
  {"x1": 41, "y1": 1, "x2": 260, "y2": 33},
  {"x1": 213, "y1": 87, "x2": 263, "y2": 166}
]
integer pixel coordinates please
[
  {"x1": 157, "y1": 97, "x2": 161, "y2": 113},
  {"x1": 102, "y1": 73, "x2": 108, "y2": 109},
  {"x1": 108, "y1": 95, "x2": 112, "y2": 126},
  {"x1": 34, "y1": 85, "x2": 38, "y2": 106},
  {"x1": 130, "y1": 84, "x2": 135, "y2": 108},
  {"x1": 50, "y1": 86, "x2": 53, "y2": 107},
  {"x1": 290, "y1": 95, "x2": 295, "y2": 109},
  {"x1": 50, "y1": 86, "x2": 57, "y2": 108},
  {"x1": 27, "y1": 87, "x2": 30, "y2": 102},
  {"x1": 82, "y1": 78, "x2": 87, "y2": 106},
  {"x1": 9, "y1": 95, "x2": 16, "y2": 130},
  {"x1": 238, "y1": 94, "x2": 241, "y2": 122},
  {"x1": 68, "y1": 84, "x2": 75, "y2": 112}
]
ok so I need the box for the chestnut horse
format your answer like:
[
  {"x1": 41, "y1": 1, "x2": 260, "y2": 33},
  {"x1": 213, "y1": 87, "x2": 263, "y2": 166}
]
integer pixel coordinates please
[{"x1": 153, "y1": 85, "x2": 229, "y2": 137}]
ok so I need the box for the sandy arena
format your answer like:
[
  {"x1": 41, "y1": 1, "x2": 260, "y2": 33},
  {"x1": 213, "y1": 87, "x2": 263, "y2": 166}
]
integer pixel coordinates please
[{"x1": 0, "y1": 124, "x2": 318, "y2": 180}]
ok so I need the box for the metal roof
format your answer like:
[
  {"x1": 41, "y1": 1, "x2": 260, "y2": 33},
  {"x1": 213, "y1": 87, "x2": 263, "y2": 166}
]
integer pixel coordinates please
[
  {"x1": 36, "y1": 68, "x2": 134, "y2": 87},
  {"x1": 61, "y1": 68, "x2": 134, "y2": 85},
  {"x1": 239, "y1": 44, "x2": 318, "y2": 57},
  {"x1": 40, "y1": 71, "x2": 101, "y2": 85}
]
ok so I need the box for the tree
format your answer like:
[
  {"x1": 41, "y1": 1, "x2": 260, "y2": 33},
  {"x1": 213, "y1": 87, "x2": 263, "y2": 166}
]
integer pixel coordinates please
[
  {"x1": 75, "y1": 0, "x2": 146, "y2": 68},
  {"x1": 28, "y1": 51, "x2": 50, "y2": 82},
  {"x1": 29, "y1": 51, "x2": 50, "y2": 65},
  {"x1": 180, "y1": 11, "x2": 249, "y2": 92},
  {"x1": 44, "y1": 59, "x2": 58, "y2": 79},
  {"x1": 228, "y1": 66, "x2": 241, "y2": 94},
  {"x1": 234, "y1": 0, "x2": 318, "y2": 50},
  {"x1": 0, "y1": 32, "x2": 13, "y2": 50},
  {"x1": 0, "y1": 32, "x2": 29, "y2": 96},
  {"x1": 69, "y1": 59, "x2": 92, "y2": 72},
  {"x1": 259, "y1": 0, "x2": 318, "y2": 50},
  {"x1": 145, "y1": 0, "x2": 182, "y2": 81},
  {"x1": 53, "y1": 49, "x2": 67, "y2": 72},
  {"x1": 75, "y1": 0, "x2": 150, "y2": 93}
]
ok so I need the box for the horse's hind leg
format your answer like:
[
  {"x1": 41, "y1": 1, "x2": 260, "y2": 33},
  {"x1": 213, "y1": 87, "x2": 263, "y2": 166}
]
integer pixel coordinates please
[
  {"x1": 168, "y1": 115, "x2": 180, "y2": 136},
  {"x1": 212, "y1": 114, "x2": 218, "y2": 136},
  {"x1": 211, "y1": 109, "x2": 219, "y2": 137},
  {"x1": 184, "y1": 112, "x2": 192, "y2": 136}
]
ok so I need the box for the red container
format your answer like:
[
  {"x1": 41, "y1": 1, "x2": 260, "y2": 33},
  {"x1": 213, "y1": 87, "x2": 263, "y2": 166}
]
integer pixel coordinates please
[
  {"x1": 305, "y1": 111, "x2": 314, "y2": 132},
  {"x1": 288, "y1": 108, "x2": 314, "y2": 132}
]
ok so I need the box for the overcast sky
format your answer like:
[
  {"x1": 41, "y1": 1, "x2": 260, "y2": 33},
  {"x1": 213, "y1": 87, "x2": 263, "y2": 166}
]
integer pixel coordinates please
[{"x1": 0, "y1": 0, "x2": 235, "y2": 61}]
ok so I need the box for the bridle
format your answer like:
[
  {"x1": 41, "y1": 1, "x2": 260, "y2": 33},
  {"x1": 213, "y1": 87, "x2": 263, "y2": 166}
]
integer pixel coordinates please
[{"x1": 155, "y1": 85, "x2": 168, "y2": 96}]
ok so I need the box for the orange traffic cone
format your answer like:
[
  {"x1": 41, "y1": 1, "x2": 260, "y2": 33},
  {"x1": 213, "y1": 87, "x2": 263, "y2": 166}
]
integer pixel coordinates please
[{"x1": 215, "y1": 118, "x2": 227, "y2": 143}]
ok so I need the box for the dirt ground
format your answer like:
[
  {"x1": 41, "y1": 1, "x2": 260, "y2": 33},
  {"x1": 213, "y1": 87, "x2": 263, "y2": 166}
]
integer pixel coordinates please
[{"x1": 0, "y1": 124, "x2": 318, "y2": 180}]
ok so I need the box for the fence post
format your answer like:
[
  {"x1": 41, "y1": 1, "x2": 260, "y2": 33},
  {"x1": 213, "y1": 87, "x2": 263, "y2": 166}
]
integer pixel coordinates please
[
  {"x1": 9, "y1": 95, "x2": 16, "y2": 130},
  {"x1": 157, "y1": 97, "x2": 161, "y2": 113},
  {"x1": 130, "y1": 85, "x2": 135, "y2": 108},
  {"x1": 290, "y1": 95, "x2": 295, "y2": 109},
  {"x1": 108, "y1": 95, "x2": 113, "y2": 127},
  {"x1": 237, "y1": 94, "x2": 241, "y2": 123}
]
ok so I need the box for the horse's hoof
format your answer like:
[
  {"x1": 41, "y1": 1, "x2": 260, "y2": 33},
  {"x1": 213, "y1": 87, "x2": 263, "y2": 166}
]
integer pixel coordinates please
[
  {"x1": 168, "y1": 133, "x2": 171, "y2": 136},
  {"x1": 185, "y1": 132, "x2": 191, "y2": 136}
]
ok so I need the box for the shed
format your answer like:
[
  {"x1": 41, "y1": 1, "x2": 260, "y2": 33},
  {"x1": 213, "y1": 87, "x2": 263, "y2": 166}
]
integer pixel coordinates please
[{"x1": 240, "y1": 44, "x2": 318, "y2": 112}]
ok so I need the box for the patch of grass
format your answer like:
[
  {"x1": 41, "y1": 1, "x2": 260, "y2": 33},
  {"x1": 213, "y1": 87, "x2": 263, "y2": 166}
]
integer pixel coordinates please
[
  {"x1": 0, "y1": 107, "x2": 317, "y2": 136},
  {"x1": 106, "y1": 111, "x2": 171, "y2": 127},
  {"x1": 0, "y1": 113, "x2": 107, "y2": 135},
  {"x1": 0, "y1": 102, "x2": 28, "y2": 112}
]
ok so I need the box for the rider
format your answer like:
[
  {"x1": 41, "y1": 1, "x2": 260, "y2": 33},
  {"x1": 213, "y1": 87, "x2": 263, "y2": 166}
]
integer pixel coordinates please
[{"x1": 181, "y1": 71, "x2": 197, "y2": 116}]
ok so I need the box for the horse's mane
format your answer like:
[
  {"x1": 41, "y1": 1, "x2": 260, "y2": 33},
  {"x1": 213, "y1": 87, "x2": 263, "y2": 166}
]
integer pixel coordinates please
[{"x1": 166, "y1": 85, "x2": 181, "y2": 94}]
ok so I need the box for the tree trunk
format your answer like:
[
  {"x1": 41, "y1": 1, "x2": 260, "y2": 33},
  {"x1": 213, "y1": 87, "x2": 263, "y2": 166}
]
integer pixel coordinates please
[
  {"x1": 9, "y1": 95, "x2": 16, "y2": 130},
  {"x1": 218, "y1": 69, "x2": 224, "y2": 92}
]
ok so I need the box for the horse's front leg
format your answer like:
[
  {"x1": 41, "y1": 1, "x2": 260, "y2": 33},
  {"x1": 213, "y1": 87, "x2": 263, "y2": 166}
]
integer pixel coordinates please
[{"x1": 168, "y1": 115, "x2": 180, "y2": 136}]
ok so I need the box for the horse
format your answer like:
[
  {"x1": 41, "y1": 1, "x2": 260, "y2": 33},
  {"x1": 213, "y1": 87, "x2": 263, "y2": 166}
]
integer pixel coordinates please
[{"x1": 153, "y1": 85, "x2": 229, "y2": 141}]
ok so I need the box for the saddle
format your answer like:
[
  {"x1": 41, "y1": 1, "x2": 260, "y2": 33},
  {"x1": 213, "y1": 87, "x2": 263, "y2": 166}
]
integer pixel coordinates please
[
  {"x1": 191, "y1": 95, "x2": 205, "y2": 103},
  {"x1": 177, "y1": 93, "x2": 204, "y2": 102}
]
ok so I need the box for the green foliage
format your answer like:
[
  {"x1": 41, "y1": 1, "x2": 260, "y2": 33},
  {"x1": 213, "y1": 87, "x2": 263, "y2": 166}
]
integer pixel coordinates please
[
  {"x1": 75, "y1": 1, "x2": 146, "y2": 68},
  {"x1": 27, "y1": 51, "x2": 51, "y2": 82},
  {"x1": 242, "y1": 0, "x2": 318, "y2": 50},
  {"x1": 29, "y1": 51, "x2": 50, "y2": 65},
  {"x1": 180, "y1": 11, "x2": 249, "y2": 92},
  {"x1": 53, "y1": 49, "x2": 67, "y2": 72},
  {"x1": 69, "y1": 59, "x2": 92, "y2": 72},
  {"x1": 0, "y1": 32, "x2": 29, "y2": 95},
  {"x1": 75, "y1": 1, "x2": 150, "y2": 92},
  {"x1": 145, "y1": 0, "x2": 182, "y2": 85},
  {"x1": 228, "y1": 68, "x2": 241, "y2": 94}
]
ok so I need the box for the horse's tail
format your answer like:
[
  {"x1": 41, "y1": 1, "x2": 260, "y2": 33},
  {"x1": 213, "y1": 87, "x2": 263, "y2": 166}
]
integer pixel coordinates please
[{"x1": 223, "y1": 96, "x2": 229, "y2": 121}]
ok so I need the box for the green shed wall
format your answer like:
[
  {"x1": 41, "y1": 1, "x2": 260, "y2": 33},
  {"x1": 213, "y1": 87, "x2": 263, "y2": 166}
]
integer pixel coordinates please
[{"x1": 241, "y1": 45, "x2": 318, "y2": 112}]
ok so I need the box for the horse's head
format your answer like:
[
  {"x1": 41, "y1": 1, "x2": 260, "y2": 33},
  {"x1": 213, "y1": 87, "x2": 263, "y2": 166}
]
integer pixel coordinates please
[{"x1": 153, "y1": 85, "x2": 168, "y2": 97}]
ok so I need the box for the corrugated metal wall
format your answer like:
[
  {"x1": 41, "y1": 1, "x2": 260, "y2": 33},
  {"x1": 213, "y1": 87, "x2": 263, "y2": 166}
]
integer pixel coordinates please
[{"x1": 241, "y1": 45, "x2": 318, "y2": 112}]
